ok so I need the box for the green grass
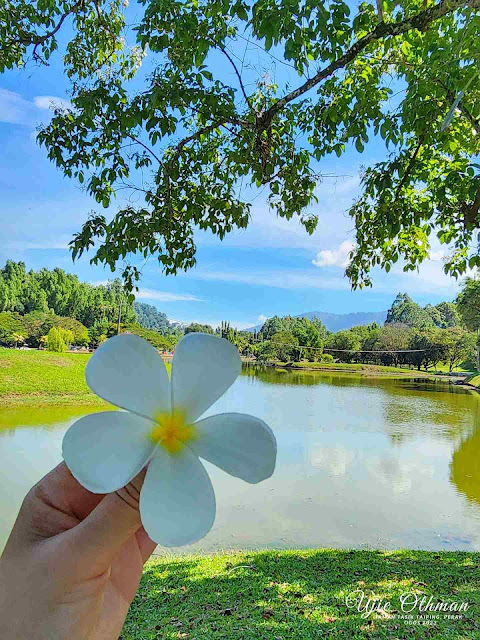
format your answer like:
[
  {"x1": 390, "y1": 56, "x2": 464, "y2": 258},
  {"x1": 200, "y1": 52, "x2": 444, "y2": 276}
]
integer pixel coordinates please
[
  {"x1": 276, "y1": 361, "x2": 476, "y2": 376},
  {"x1": 0, "y1": 347, "x2": 171, "y2": 406},
  {"x1": 432, "y1": 363, "x2": 477, "y2": 374},
  {"x1": 123, "y1": 550, "x2": 480, "y2": 639},
  {"x1": 465, "y1": 373, "x2": 480, "y2": 388},
  {"x1": 0, "y1": 347, "x2": 100, "y2": 406},
  {"x1": 277, "y1": 361, "x2": 434, "y2": 374}
]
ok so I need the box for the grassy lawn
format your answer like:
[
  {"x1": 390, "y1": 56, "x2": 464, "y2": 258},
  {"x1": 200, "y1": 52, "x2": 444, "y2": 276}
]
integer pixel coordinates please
[
  {"x1": 124, "y1": 549, "x2": 480, "y2": 639},
  {"x1": 0, "y1": 347, "x2": 175, "y2": 406},
  {"x1": 0, "y1": 347, "x2": 100, "y2": 406},
  {"x1": 465, "y1": 373, "x2": 480, "y2": 388}
]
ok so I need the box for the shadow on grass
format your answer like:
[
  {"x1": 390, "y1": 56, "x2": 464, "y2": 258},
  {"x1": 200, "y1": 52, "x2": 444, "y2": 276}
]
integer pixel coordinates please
[{"x1": 122, "y1": 549, "x2": 480, "y2": 639}]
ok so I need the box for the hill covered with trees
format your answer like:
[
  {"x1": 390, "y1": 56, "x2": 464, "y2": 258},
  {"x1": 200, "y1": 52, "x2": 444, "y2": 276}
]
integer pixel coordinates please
[
  {"x1": 133, "y1": 302, "x2": 171, "y2": 332},
  {"x1": 0, "y1": 260, "x2": 136, "y2": 327}
]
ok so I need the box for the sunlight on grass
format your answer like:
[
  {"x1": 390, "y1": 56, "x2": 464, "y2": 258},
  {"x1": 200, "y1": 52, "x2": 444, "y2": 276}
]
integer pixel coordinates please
[
  {"x1": 0, "y1": 348, "x2": 172, "y2": 406},
  {"x1": 122, "y1": 549, "x2": 480, "y2": 639}
]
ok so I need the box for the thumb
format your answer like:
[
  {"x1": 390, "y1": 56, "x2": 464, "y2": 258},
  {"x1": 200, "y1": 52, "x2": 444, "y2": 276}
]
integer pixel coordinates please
[{"x1": 66, "y1": 471, "x2": 146, "y2": 565}]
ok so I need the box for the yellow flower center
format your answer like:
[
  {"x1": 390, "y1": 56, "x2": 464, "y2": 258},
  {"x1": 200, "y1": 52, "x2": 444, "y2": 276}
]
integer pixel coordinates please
[{"x1": 148, "y1": 409, "x2": 196, "y2": 454}]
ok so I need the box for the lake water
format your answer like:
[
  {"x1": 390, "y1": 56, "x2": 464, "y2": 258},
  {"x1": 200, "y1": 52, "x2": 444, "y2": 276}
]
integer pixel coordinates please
[{"x1": 1, "y1": 367, "x2": 480, "y2": 553}]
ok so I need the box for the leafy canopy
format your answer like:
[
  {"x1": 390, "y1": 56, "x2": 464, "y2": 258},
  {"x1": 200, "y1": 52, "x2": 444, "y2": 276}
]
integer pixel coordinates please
[
  {"x1": 386, "y1": 292, "x2": 461, "y2": 329},
  {"x1": 456, "y1": 277, "x2": 480, "y2": 331},
  {"x1": 2, "y1": 0, "x2": 480, "y2": 288},
  {"x1": 0, "y1": 260, "x2": 136, "y2": 327}
]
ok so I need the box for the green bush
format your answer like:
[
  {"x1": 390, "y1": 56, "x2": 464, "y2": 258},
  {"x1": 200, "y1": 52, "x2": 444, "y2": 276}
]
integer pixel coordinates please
[
  {"x1": 0, "y1": 312, "x2": 25, "y2": 346},
  {"x1": 121, "y1": 324, "x2": 173, "y2": 350},
  {"x1": 45, "y1": 326, "x2": 74, "y2": 352},
  {"x1": 320, "y1": 353, "x2": 334, "y2": 363}
]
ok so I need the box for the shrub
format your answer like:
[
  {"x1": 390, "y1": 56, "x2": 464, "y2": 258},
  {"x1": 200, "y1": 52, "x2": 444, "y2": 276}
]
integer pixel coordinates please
[
  {"x1": 45, "y1": 327, "x2": 74, "y2": 352},
  {"x1": 320, "y1": 353, "x2": 334, "y2": 363},
  {"x1": 0, "y1": 312, "x2": 25, "y2": 346}
]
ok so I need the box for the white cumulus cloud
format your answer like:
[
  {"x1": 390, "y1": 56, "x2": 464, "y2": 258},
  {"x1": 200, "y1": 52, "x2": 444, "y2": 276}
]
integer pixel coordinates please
[
  {"x1": 33, "y1": 95, "x2": 72, "y2": 111},
  {"x1": 312, "y1": 241, "x2": 355, "y2": 268},
  {"x1": 0, "y1": 89, "x2": 71, "y2": 127}
]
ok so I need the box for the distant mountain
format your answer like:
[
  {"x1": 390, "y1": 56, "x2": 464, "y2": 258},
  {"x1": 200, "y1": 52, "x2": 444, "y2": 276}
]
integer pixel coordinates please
[{"x1": 247, "y1": 310, "x2": 387, "y2": 333}]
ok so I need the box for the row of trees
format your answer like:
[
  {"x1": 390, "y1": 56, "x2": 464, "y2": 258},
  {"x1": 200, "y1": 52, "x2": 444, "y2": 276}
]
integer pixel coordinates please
[
  {"x1": 385, "y1": 294, "x2": 461, "y2": 329},
  {"x1": 324, "y1": 324, "x2": 475, "y2": 371},
  {"x1": 0, "y1": 262, "x2": 188, "y2": 351},
  {"x1": 0, "y1": 261, "x2": 137, "y2": 328},
  {"x1": 0, "y1": 310, "x2": 176, "y2": 352},
  {"x1": 249, "y1": 287, "x2": 480, "y2": 371},
  {"x1": 249, "y1": 316, "x2": 476, "y2": 371},
  {"x1": 1, "y1": 257, "x2": 480, "y2": 372}
]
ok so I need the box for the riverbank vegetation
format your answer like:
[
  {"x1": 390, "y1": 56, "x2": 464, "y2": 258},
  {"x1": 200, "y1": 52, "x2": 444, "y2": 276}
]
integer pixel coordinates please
[
  {"x1": 254, "y1": 294, "x2": 477, "y2": 372},
  {"x1": 271, "y1": 361, "x2": 470, "y2": 375},
  {"x1": 465, "y1": 373, "x2": 480, "y2": 389},
  {"x1": 1, "y1": 261, "x2": 479, "y2": 375},
  {"x1": 123, "y1": 549, "x2": 480, "y2": 640}
]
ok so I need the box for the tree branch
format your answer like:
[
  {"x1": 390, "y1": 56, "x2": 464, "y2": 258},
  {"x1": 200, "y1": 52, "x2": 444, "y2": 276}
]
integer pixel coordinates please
[
  {"x1": 163, "y1": 118, "x2": 242, "y2": 216},
  {"x1": 466, "y1": 185, "x2": 480, "y2": 225},
  {"x1": 125, "y1": 133, "x2": 162, "y2": 165},
  {"x1": 376, "y1": 0, "x2": 385, "y2": 22},
  {"x1": 436, "y1": 78, "x2": 480, "y2": 133},
  {"x1": 17, "y1": 1, "x2": 85, "y2": 48},
  {"x1": 215, "y1": 44, "x2": 253, "y2": 110},
  {"x1": 394, "y1": 131, "x2": 427, "y2": 198},
  {"x1": 258, "y1": 0, "x2": 480, "y2": 130}
]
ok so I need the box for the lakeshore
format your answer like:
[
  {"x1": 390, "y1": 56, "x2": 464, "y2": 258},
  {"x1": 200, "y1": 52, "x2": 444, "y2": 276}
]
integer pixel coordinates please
[{"x1": 1, "y1": 348, "x2": 476, "y2": 407}]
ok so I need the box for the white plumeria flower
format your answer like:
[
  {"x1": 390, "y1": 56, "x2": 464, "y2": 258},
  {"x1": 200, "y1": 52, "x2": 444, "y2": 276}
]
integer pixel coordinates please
[{"x1": 62, "y1": 332, "x2": 276, "y2": 547}]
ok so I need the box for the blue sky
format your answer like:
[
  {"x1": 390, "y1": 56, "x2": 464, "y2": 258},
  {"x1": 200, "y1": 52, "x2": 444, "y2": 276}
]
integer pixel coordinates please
[{"x1": 0, "y1": 13, "x2": 465, "y2": 329}]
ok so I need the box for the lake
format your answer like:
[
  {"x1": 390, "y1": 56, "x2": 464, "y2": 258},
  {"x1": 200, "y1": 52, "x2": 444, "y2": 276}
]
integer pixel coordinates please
[{"x1": 1, "y1": 367, "x2": 480, "y2": 553}]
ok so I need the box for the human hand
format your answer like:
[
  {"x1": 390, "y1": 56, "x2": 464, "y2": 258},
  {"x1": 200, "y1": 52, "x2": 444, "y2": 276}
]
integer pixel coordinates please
[{"x1": 0, "y1": 462, "x2": 156, "y2": 640}]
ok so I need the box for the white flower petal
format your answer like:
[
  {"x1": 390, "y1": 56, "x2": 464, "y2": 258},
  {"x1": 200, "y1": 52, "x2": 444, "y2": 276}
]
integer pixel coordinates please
[
  {"x1": 171, "y1": 333, "x2": 241, "y2": 423},
  {"x1": 191, "y1": 412, "x2": 277, "y2": 483},
  {"x1": 140, "y1": 446, "x2": 216, "y2": 546},
  {"x1": 86, "y1": 334, "x2": 170, "y2": 419},
  {"x1": 62, "y1": 411, "x2": 155, "y2": 493}
]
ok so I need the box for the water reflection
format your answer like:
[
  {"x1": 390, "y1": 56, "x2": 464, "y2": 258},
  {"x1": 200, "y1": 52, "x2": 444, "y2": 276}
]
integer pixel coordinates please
[
  {"x1": 451, "y1": 427, "x2": 480, "y2": 507},
  {"x1": 1, "y1": 368, "x2": 480, "y2": 552}
]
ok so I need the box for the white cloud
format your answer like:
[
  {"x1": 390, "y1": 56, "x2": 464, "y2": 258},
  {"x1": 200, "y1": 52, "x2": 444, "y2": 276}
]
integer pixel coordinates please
[
  {"x1": 0, "y1": 89, "x2": 35, "y2": 125},
  {"x1": 33, "y1": 95, "x2": 72, "y2": 111},
  {"x1": 86, "y1": 283, "x2": 202, "y2": 302},
  {"x1": 136, "y1": 288, "x2": 202, "y2": 302},
  {"x1": 312, "y1": 241, "x2": 355, "y2": 268},
  {"x1": 0, "y1": 89, "x2": 71, "y2": 127},
  {"x1": 2, "y1": 240, "x2": 70, "y2": 250},
  {"x1": 184, "y1": 268, "x2": 350, "y2": 291},
  {"x1": 309, "y1": 444, "x2": 354, "y2": 477},
  {"x1": 428, "y1": 249, "x2": 446, "y2": 261},
  {"x1": 257, "y1": 314, "x2": 268, "y2": 323},
  {"x1": 89, "y1": 279, "x2": 109, "y2": 286}
]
